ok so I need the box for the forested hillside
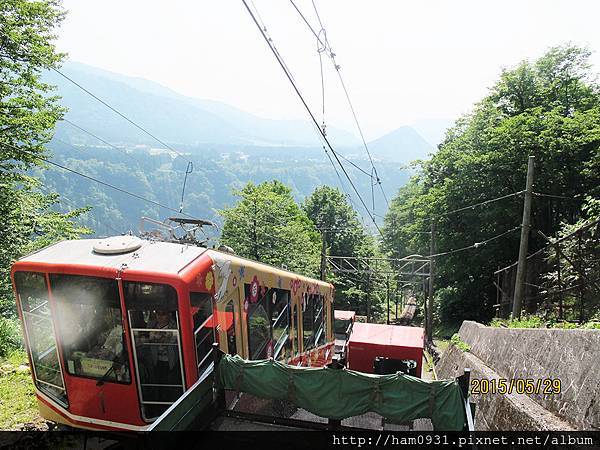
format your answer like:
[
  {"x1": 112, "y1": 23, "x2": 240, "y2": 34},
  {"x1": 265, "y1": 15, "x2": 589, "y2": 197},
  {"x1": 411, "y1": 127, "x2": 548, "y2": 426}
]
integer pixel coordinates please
[
  {"x1": 37, "y1": 141, "x2": 411, "y2": 236},
  {"x1": 382, "y1": 44, "x2": 600, "y2": 330}
]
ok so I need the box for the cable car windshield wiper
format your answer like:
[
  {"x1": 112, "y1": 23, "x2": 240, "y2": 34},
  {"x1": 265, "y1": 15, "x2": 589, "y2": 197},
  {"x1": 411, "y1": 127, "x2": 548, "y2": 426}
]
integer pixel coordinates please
[
  {"x1": 96, "y1": 363, "x2": 116, "y2": 386},
  {"x1": 96, "y1": 351, "x2": 126, "y2": 386}
]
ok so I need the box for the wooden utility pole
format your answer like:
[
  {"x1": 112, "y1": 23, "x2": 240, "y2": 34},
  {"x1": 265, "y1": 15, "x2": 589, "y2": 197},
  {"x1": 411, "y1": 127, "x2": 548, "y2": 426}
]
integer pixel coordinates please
[
  {"x1": 395, "y1": 283, "x2": 399, "y2": 319},
  {"x1": 427, "y1": 221, "x2": 436, "y2": 342},
  {"x1": 386, "y1": 276, "x2": 390, "y2": 325},
  {"x1": 512, "y1": 156, "x2": 535, "y2": 319},
  {"x1": 320, "y1": 230, "x2": 327, "y2": 281},
  {"x1": 366, "y1": 272, "x2": 371, "y2": 323}
]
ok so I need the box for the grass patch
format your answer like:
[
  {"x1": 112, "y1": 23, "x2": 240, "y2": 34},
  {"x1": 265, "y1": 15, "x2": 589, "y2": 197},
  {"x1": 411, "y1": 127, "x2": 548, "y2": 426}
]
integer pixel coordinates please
[
  {"x1": 0, "y1": 350, "x2": 41, "y2": 430},
  {"x1": 433, "y1": 323, "x2": 459, "y2": 340},
  {"x1": 450, "y1": 333, "x2": 470, "y2": 352},
  {"x1": 490, "y1": 315, "x2": 600, "y2": 330},
  {"x1": 0, "y1": 317, "x2": 22, "y2": 358},
  {"x1": 434, "y1": 339, "x2": 450, "y2": 355}
]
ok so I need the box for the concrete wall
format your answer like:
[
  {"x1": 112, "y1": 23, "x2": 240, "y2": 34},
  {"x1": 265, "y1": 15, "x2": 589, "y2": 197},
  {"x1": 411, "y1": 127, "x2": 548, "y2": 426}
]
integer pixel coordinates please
[
  {"x1": 438, "y1": 321, "x2": 600, "y2": 430},
  {"x1": 437, "y1": 345, "x2": 574, "y2": 430}
]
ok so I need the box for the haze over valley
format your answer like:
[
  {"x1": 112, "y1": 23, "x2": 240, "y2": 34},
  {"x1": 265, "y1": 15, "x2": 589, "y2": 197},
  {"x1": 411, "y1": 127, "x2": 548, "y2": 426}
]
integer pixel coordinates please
[{"x1": 42, "y1": 62, "x2": 446, "y2": 236}]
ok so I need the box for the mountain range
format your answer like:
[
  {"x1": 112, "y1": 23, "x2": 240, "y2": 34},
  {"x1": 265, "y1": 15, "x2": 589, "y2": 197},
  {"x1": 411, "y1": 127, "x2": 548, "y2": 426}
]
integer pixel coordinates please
[
  {"x1": 35, "y1": 62, "x2": 453, "y2": 236},
  {"x1": 46, "y1": 62, "x2": 443, "y2": 162}
]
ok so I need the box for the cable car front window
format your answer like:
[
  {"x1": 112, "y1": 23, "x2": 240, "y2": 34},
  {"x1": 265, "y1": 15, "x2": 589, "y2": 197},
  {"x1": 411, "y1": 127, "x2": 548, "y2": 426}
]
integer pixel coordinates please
[
  {"x1": 124, "y1": 282, "x2": 185, "y2": 422},
  {"x1": 15, "y1": 272, "x2": 68, "y2": 407},
  {"x1": 51, "y1": 274, "x2": 130, "y2": 384}
]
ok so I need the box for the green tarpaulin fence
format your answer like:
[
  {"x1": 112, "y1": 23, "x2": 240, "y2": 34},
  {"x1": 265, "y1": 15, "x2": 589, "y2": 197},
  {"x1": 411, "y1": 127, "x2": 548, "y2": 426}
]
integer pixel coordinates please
[{"x1": 217, "y1": 354, "x2": 466, "y2": 431}]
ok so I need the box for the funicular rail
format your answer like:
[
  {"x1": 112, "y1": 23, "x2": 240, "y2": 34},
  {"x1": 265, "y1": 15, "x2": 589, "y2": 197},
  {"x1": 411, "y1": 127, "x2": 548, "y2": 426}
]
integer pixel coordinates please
[
  {"x1": 147, "y1": 344, "x2": 476, "y2": 434},
  {"x1": 394, "y1": 297, "x2": 417, "y2": 325}
]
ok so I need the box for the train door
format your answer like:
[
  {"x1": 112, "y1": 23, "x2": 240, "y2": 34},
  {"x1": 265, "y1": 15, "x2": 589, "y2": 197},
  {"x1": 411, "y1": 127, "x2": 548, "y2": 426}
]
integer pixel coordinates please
[
  {"x1": 123, "y1": 281, "x2": 186, "y2": 421},
  {"x1": 216, "y1": 289, "x2": 239, "y2": 356}
]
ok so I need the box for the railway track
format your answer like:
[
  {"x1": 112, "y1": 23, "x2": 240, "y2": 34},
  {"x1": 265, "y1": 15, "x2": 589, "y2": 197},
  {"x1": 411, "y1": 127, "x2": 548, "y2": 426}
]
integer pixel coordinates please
[{"x1": 393, "y1": 297, "x2": 417, "y2": 325}]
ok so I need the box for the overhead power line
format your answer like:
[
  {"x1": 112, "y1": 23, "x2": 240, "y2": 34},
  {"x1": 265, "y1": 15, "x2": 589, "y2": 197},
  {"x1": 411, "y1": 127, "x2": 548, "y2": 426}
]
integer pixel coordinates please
[
  {"x1": 289, "y1": 0, "x2": 390, "y2": 212},
  {"x1": 52, "y1": 68, "x2": 187, "y2": 159},
  {"x1": 52, "y1": 68, "x2": 197, "y2": 213},
  {"x1": 60, "y1": 118, "x2": 142, "y2": 165},
  {"x1": 533, "y1": 192, "x2": 583, "y2": 201},
  {"x1": 431, "y1": 225, "x2": 521, "y2": 258},
  {"x1": 241, "y1": 0, "x2": 384, "y2": 238},
  {"x1": 433, "y1": 191, "x2": 525, "y2": 219},
  {"x1": 2, "y1": 141, "x2": 196, "y2": 219}
]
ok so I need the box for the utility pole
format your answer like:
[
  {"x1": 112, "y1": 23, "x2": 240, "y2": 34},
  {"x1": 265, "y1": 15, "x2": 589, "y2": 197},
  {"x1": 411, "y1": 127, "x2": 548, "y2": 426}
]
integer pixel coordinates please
[
  {"x1": 427, "y1": 221, "x2": 436, "y2": 343},
  {"x1": 366, "y1": 272, "x2": 371, "y2": 323},
  {"x1": 512, "y1": 155, "x2": 535, "y2": 319},
  {"x1": 386, "y1": 276, "x2": 390, "y2": 325},
  {"x1": 320, "y1": 230, "x2": 327, "y2": 281},
  {"x1": 395, "y1": 280, "x2": 399, "y2": 320}
]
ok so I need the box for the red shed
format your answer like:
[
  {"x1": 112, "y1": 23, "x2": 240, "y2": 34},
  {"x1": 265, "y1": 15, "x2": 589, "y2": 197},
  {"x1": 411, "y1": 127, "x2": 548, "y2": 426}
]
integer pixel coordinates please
[{"x1": 346, "y1": 323, "x2": 424, "y2": 377}]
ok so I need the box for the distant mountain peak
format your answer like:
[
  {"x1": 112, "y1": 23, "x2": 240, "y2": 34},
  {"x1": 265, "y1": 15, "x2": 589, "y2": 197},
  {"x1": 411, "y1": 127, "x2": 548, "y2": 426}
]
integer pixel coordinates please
[
  {"x1": 51, "y1": 61, "x2": 360, "y2": 148},
  {"x1": 364, "y1": 126, "x2": 435, "y2": 163}
]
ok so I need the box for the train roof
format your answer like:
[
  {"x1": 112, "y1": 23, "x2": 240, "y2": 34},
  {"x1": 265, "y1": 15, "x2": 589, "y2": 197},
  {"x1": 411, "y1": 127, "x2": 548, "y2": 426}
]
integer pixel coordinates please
[
  {"x1": 334, "y1": 310, "x2": 356, "y2": 321},
  {"x1": 15, "y1": 237, "x2": 334, "y2": 288},
  {"x1": 16, "y1": 237, "x2": 207, "y2": 275},
  {"x1": 349, "y1": 322, "x2": 424, "y2": 350}
]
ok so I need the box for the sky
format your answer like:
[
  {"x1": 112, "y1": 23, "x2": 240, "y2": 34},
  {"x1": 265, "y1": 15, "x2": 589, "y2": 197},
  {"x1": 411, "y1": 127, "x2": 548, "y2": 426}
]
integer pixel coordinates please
[{"x1": 56, "y1": 0, "x2": 600, "y2": 141}]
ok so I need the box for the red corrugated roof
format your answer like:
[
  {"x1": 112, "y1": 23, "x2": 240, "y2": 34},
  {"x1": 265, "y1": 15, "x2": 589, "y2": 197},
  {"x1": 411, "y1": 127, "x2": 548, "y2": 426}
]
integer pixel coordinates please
[
  {"x1": 349, "y1": 322, "x2": 424, "y2": 349},
  {"x1": 334, "y1": 310, "x2": 356, "y2": 321}
]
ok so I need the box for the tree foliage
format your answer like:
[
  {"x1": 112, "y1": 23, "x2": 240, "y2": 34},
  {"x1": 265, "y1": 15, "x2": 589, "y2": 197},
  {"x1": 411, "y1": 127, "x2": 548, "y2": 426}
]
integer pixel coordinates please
[
  {"x1": 304, "y1": 186, "x2": 389, "y2": 321},
  {"x1": 0, "y1": 0, "x2": 91, "y2": 317},
  {"x1": 383, "y1": 44, "x2": 600, "y2": 328},
  {"x1": 219, "y1": 181, "x2": 321, "y2": 277}
]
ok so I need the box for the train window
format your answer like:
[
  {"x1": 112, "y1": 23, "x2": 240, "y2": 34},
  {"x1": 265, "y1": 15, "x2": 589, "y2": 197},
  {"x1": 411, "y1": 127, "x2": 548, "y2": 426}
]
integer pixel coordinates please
[
  {"x1": 51, "y1": 274, "x2": 130, "y2": 384},
  {"x1": 190, "y1": 292, "x2": 215, "y2": 376},
  {"x1": 271, "y1": 289, "x2": 291, "y2": 361},
  {"x1": 245, "y1": 283, "x2": 271, "y2": 359},
  {"x1": 315, "y1": 295, "x2": 325, "y2": 347},
  {"x1": 247, "y1": 303, "x2": 270, "y2": 359},
  {"x1": 303, "y1": 294, "x2": 325, "y2": 351},
  {"x1": 124, "y1": 282, "x2": 185, "y2": 421},
  {"x1": 15, "y1": 272, "x2": 68, "y2": 407},
  {"x1": 302, "y1": 293, "x2": 314, "y2": 351},
  {"x1": 224, "y1": 300, "x2": 237, "y2": 355},
  {"x1": 244, "y1": 285, "x2": 293, "y2": 360},
  {"x1": 290, "y1": 305, "x2": 300, "y2": 355}
]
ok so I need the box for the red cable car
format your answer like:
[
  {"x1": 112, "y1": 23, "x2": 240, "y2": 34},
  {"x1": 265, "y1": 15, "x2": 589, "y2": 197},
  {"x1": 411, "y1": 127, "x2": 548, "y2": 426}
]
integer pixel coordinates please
[
  {"x1": 11, "y1": 235, "x2": 334, "y2": 431},
  {"x1": 346, "y1": 322, "x2": 424, "y2": 377}
]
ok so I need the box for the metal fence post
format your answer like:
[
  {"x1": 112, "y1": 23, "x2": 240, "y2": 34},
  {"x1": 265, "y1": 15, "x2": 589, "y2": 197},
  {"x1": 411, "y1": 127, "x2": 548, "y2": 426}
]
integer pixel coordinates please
[{"x1": 212, "y1": 342, "x2": 226, "y2": 412}]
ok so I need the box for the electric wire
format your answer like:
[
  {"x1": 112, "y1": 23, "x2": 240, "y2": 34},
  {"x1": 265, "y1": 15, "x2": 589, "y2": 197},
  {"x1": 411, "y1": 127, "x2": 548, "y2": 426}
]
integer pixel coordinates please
[
  {"x1": 431, "y1": 225, "x2": 521, "y2": 258},
  {"x1": 289, "y1": 0, "x2": 390, "y2": 212},
  {"x1": 432, "y1": 191, "x2": 525, "y2": 219},
  {"x1": 241, "y1": 0, "x2": 384, "y2": 237},
  {"x1": 2, "y1": 141, "x2": 198, "y2": 219},
  {"x1": 52, "y1": 68, "x2": 195, "y2": 213},
  {"x1": 52, "y1": 69, "x2": 187, "y2": 159},
  {"x1": 60, "y1": 118, "x2": 142, "y2": 165},
  {"x1": 533, "y1": 192, "x2": 583, "y2": 201}
]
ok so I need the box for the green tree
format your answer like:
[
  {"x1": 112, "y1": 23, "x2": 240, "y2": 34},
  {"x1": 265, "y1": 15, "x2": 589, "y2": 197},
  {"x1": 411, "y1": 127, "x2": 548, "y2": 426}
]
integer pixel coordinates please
[
  {"x1": 219, "y1": 180, "x2": 320, "y2": 276},
  {"x1": 383, "y1": 44, "x2": 600, "y2": 328},
  {"x1": 303, "y1": 186, "x2": 389, "y2": 321},
  {"x1": 0, "y1": 0, "x2": 91, "y2": 318}
]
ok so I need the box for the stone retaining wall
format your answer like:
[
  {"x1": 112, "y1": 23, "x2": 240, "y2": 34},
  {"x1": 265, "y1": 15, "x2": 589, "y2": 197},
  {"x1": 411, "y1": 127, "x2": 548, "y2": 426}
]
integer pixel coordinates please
[{"x1": 438, "y1": 321, "x2": 600, "y2": 430}]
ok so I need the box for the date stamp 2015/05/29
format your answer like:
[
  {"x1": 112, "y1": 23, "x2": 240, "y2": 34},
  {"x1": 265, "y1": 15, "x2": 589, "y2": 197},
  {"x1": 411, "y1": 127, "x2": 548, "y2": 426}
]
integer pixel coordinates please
[{"x1": 470, "y1": 378, "x2": 561, "y2": 395}]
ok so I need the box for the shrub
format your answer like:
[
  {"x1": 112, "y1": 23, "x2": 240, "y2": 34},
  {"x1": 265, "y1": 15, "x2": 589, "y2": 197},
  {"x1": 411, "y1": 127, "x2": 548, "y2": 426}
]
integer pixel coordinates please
[
  {"x1": 0, "y1": 317, "x2": 23, "y2": 358},
  {"x1": 450, "y1": 333, "x2": 470, "y2": 352}
]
